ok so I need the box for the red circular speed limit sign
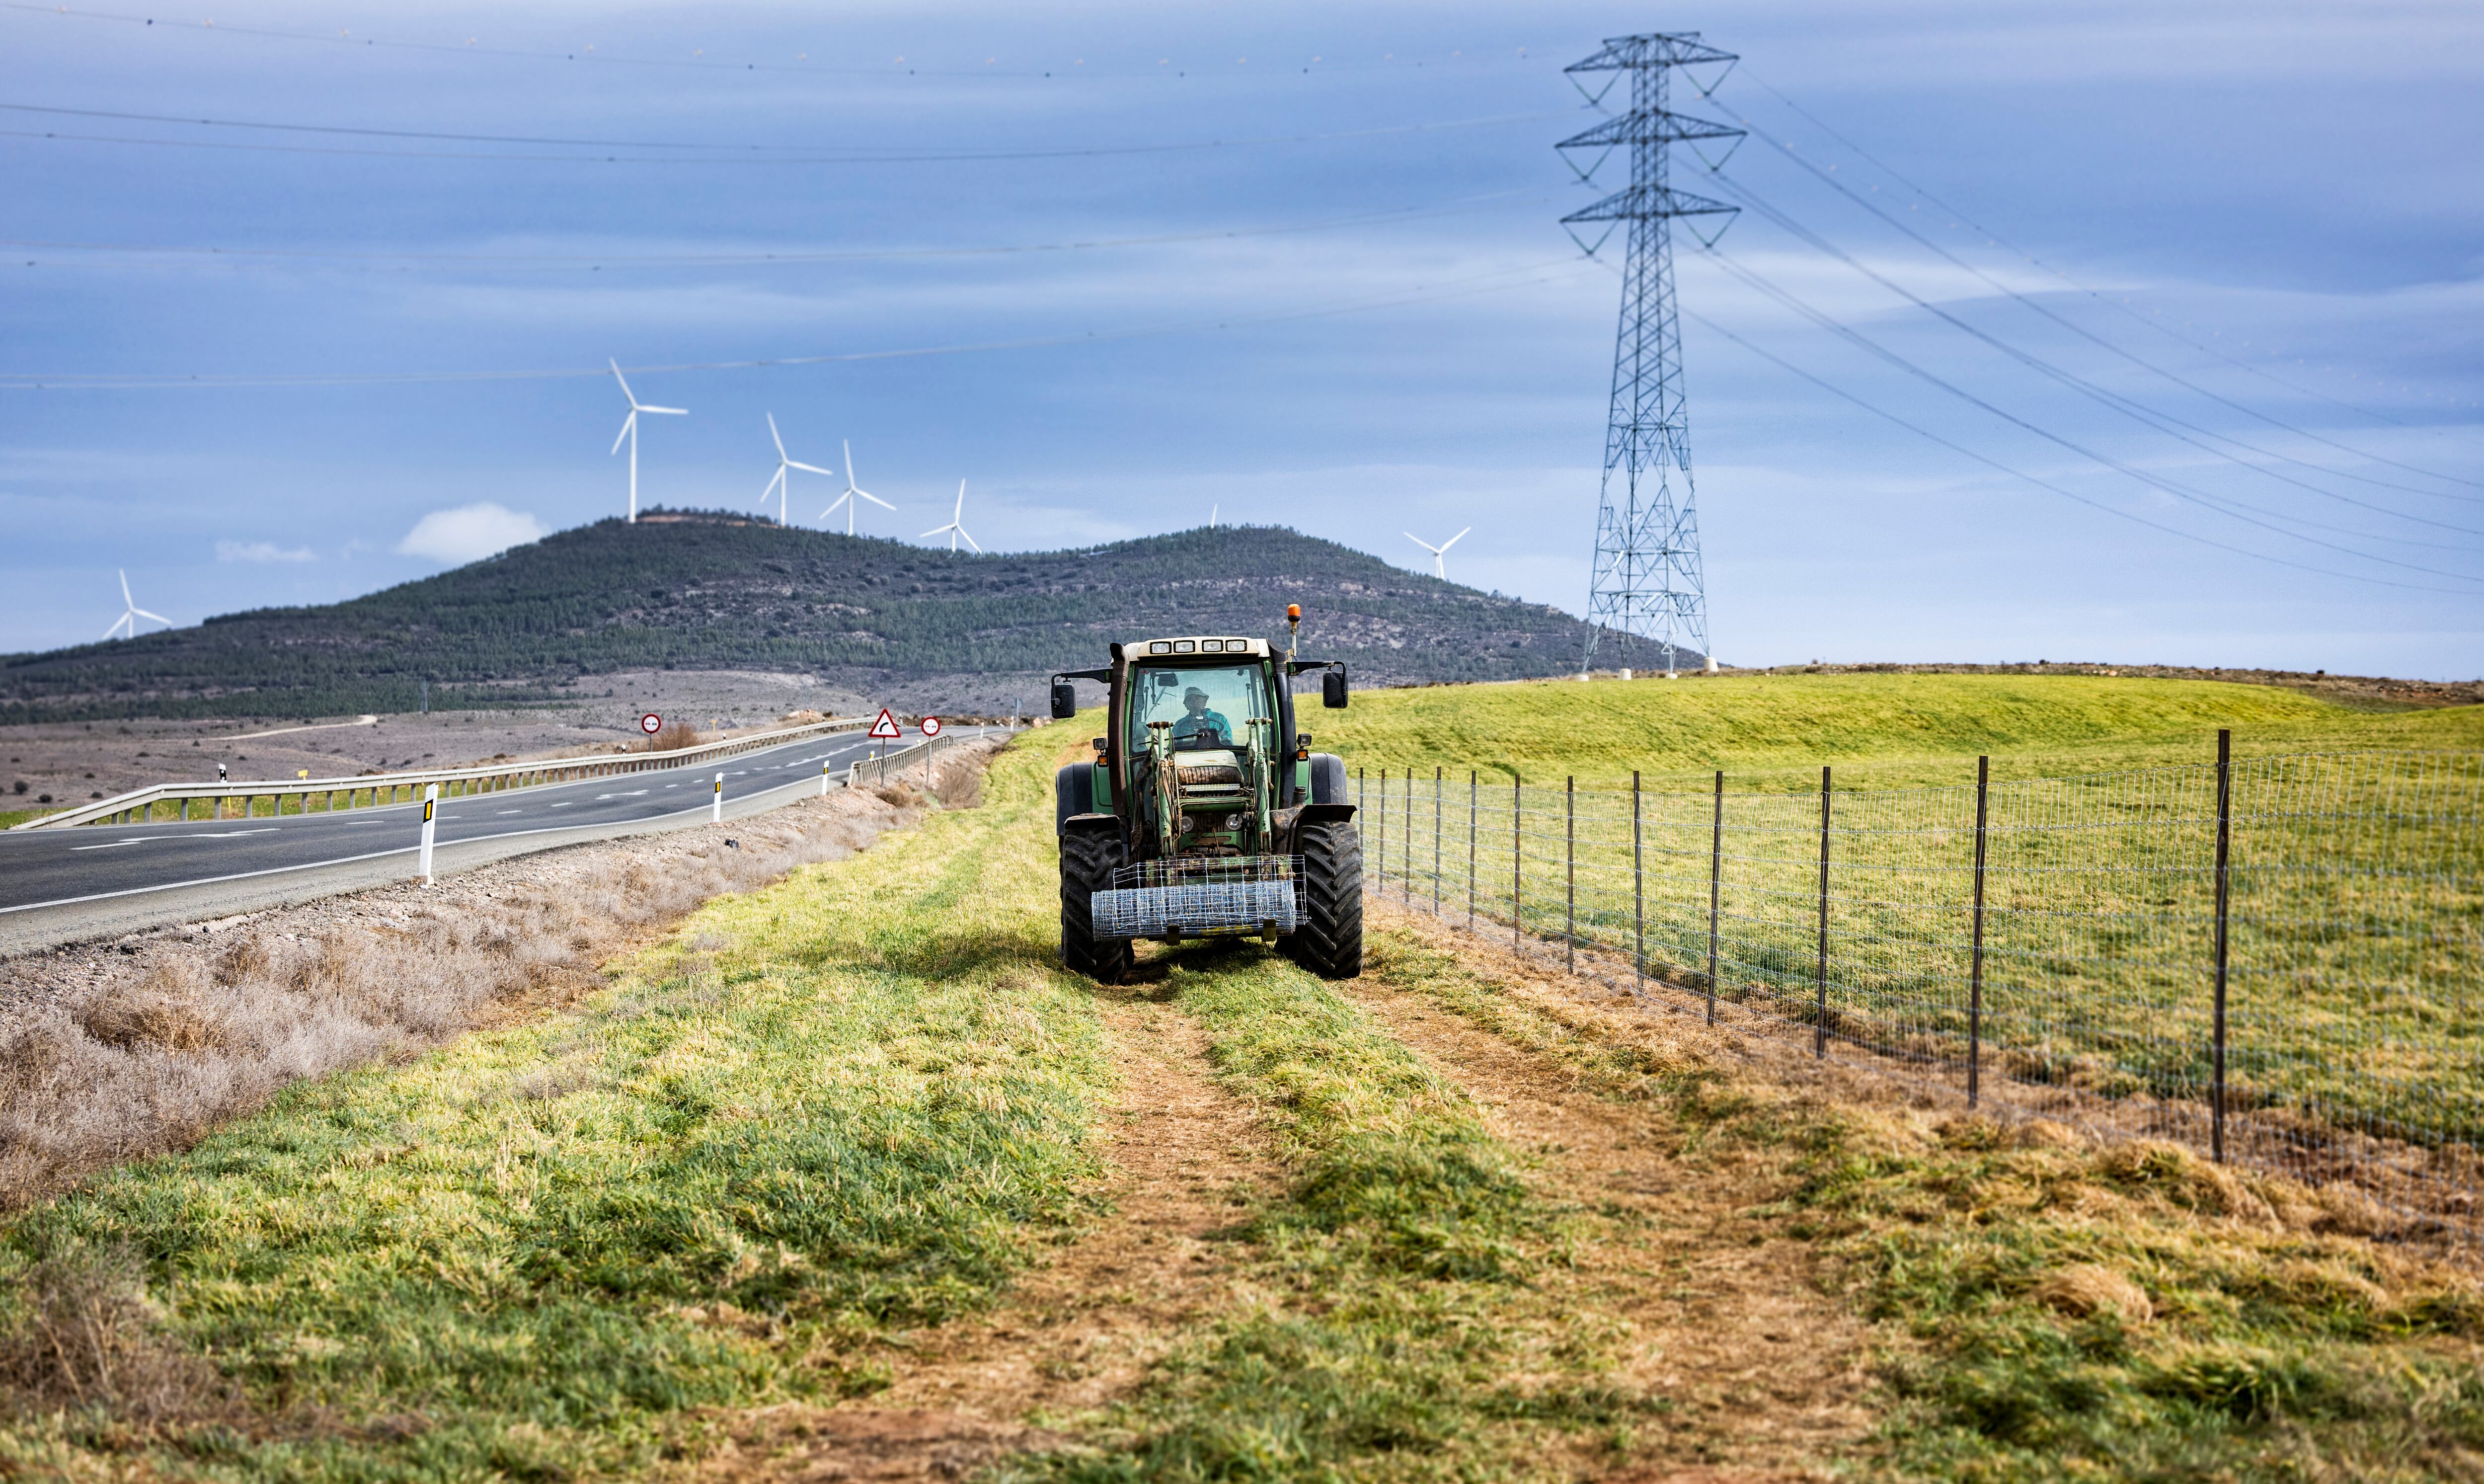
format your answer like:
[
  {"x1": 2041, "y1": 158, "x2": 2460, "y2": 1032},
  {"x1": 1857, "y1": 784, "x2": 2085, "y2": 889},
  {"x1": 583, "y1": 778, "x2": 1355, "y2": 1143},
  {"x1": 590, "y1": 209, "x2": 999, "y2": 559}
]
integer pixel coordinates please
[
  {"x1": 640, "y1": 713, "x2": 663, "y2": 735},
  {"x1": 920, "y1": 715, "x2": 943, "y2": 738}
]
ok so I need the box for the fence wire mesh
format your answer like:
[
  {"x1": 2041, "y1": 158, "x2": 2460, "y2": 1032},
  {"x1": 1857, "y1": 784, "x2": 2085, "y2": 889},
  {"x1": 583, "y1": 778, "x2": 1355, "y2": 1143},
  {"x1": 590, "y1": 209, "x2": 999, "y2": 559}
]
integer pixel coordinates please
[{"x1": 1353, "y1": 749, "x2": 2484, "y2": 1249}]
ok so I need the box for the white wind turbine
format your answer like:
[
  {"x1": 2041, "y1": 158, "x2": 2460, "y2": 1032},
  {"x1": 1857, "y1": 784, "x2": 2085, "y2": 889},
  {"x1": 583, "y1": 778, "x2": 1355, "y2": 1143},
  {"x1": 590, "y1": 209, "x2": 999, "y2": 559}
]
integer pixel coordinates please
[
  {"x1": 758, "y1": 414, "x2": 833, "y2": 527},
  {"x1": 920, "y1": 479, "x2": 982, "y2": 552},
  {"x1": 102, "y1": 569, "x2": 170, "y2": 641},
  {"x1": 608, "y1": 359, "x2": 686, "y2": 523},
  {"x1": 819, "y1": 440, "x2": 895, "y2": 534},
  {"x1": 1405, "y1": 527, "x2": 1471, "y2": 579}
]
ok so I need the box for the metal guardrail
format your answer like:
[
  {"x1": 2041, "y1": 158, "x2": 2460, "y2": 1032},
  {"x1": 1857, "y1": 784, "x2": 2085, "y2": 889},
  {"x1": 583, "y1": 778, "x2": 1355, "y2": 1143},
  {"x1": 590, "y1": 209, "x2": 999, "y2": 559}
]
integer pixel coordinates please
[
  {"x1": 14, "y1": 716, "x2": 870, "y2": 830},
  {"x1": 845, "y1": 733, "x2": 953, "y2": 791}
]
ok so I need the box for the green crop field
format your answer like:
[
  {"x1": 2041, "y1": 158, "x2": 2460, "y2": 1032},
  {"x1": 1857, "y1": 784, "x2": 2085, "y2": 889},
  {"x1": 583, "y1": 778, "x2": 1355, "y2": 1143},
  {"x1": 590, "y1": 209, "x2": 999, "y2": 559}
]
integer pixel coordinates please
[
  {"x1": 5, "y1": 722, "x2": 2482, "y2": 1481},
  {"x1": 1320, "y1": 671, "x2": 2484, "y2": 1192},
  {"x1": 1309, "y1": 670, "x2": 2484, "y2": 790}
]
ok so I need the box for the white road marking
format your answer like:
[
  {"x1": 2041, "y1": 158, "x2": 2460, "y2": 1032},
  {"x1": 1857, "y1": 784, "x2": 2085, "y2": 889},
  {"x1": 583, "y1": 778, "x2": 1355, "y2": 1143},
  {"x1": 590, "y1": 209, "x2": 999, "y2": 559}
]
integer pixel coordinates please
[
  {"x1": 496, "y1": 809, "x2": 524, "y2": 815},
  {"x1": 550, "y1": 802, "x2": 573, "y2": 808},
  {"x1": 70, "y1": 839, "x2": 148, "y2": 851}
]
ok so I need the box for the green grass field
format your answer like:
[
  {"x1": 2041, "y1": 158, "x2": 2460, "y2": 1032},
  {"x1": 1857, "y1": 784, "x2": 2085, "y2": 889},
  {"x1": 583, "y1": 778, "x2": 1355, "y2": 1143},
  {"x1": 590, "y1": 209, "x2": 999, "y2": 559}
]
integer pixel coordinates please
[
  {"x1": 1312, "y1": 671, "x2": 2484, "y2": 789},
  {"x1": 5, "y1": 711, "x2": 2481, "y2": 1481},
  {"x1": 1321, "y1": 673, "x2": 2484, "y2": 1154}
]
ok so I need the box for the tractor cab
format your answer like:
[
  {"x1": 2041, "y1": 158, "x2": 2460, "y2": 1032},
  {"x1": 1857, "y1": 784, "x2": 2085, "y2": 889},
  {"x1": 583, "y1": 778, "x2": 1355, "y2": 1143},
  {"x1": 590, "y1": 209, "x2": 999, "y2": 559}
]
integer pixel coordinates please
[{"x1": 1047, "y1": 610, "x2": 1363, "y2": 984}]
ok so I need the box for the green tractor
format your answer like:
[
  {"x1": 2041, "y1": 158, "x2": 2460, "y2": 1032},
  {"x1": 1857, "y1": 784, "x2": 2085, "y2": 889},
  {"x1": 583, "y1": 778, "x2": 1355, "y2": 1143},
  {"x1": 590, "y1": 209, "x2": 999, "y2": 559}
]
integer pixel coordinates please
[{"x1": 1049, "y1": 604, "x2": 1361, "y2": 984}]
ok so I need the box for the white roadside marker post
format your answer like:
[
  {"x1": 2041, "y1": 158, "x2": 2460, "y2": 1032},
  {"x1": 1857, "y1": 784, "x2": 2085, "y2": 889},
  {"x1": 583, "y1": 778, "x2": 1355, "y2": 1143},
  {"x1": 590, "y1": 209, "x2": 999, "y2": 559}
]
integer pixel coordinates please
[
  {"x1": 419, "y1": 783, "x2": 438, "y2": 885},
  {"x1": 821, "y1": 759, "x2": 831, "y2": 797},
  {"x1": 712, "y1": 771, "x2": 724, "y2": 823}
]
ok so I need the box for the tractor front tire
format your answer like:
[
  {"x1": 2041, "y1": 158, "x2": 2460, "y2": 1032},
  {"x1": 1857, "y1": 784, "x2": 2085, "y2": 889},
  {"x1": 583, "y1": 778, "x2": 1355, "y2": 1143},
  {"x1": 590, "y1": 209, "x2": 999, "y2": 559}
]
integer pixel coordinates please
[
  {"x1": 1060, "y1": 828, "x2": 1132, "y2": 985},
  {"x1": 1289, "y1": 819, "x2": 1364, "y2": 979}
]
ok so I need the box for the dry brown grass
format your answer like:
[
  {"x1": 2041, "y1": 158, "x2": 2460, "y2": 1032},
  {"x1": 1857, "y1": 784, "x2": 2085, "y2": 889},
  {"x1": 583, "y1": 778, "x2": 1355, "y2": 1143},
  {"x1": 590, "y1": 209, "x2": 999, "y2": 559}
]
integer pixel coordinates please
[
  {"x1": 0, "y1": 738, "x2": 1004, "y2": 1213},
  {"x1": 0, "y1": 1246, "x2": 232, "y2": 1428},
  {"x1": 648, "y1": 720, "x2": 706, "y2": 753}
]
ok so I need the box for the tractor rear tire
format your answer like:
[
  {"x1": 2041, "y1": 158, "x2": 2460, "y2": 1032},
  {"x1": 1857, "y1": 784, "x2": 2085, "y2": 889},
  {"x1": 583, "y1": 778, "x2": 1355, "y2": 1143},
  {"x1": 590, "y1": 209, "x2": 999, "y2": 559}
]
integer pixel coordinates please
[
  {"x1": 1060, "y1": 828, "x2": 1132, "y2": 985},
  {"x1": 1288, "y1": 818, "x2": 1364, "y2": 979}
]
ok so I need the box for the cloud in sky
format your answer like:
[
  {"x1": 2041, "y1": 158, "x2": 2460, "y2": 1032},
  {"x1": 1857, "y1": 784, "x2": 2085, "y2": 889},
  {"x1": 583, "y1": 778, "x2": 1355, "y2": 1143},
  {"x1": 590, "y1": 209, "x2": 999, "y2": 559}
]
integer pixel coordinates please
[
  {"x1": 214, "y1": 540, "x2": 317, "y2": 563},
  {"x1": 396, "y1": 504, "x2": 548, "y2": 565}
]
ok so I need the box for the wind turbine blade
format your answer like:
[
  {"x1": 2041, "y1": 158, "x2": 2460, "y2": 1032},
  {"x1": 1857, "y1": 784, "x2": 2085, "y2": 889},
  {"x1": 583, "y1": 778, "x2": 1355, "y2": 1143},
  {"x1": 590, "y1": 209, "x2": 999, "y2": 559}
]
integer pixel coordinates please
[
  {"x1": 762, "y1": 467, "x2": 784, "y2": 503},
  {"x1": 1442, "y1": 527, "x2": 1471, "y2": 550},
  {"x1": 787, "y1": 461, "x2": 834, "y2": 475},
  {"x1": 102, "y1": 617, "x2": 123, "y2": 641},
  {"x1": 119, "y1": 569, "x2": 133, "y2": 605},
  {"x1": 611, "y1": 411, "x2": 635, "y2": 456},
  {"x1": 959, "y1": 528, "x2": 982, "y2": 554},
  {"x1": 919, "y1": 524, "x2": 951, "y2": 540},
  {"x1": 134, "y1": 608, "x2": 170, "y2": 625},
  {"x1": 1404, "y1": 533, "x2": 1443, "y2": 555},
  {"x1": 767, "y1": 412, "x2": 787, "y2": 459},
  {"x1": 858, "y1": 489, "x2": 895, "y2": 510},
  {"x1": 642, "y1": 405, "x2": 687, "y2": 415},
  {"x1": 953, "y1": 480, "x2": 967, "y2": 520},
  {"x1": 609, "y1": 358, "x2": 637, "y2": 406},
  {"x1": 844, "y1": 440, "x2": 856, "y2": 483}
]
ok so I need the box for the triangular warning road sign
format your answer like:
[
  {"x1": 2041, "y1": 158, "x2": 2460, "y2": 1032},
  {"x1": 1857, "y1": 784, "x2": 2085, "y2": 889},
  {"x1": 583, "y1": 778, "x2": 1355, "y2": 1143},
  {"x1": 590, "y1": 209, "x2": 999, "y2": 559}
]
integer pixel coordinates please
[{"x1": 868, "y1": 708, "x2": 903, "y2": 740}]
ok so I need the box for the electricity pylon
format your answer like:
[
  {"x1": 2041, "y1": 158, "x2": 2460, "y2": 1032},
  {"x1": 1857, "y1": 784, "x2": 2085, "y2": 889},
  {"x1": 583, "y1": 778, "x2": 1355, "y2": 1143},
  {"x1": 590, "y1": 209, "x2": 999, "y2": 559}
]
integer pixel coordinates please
[{"x1": 1560, "y1": 33, "x2": 1744, "y2": 675}]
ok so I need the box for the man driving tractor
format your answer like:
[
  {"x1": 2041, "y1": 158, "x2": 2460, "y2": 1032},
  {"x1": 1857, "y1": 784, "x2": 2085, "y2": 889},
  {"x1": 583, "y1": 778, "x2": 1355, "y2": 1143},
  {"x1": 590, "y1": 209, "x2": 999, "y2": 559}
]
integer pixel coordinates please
[{"x1": 1171, "y1": 685, "x2": 1231, "y2": 743}]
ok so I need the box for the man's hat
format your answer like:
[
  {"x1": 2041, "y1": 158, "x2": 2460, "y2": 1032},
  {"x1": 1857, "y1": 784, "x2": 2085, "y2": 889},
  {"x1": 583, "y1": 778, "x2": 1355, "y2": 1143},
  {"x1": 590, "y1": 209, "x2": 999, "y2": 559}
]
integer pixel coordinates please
[{"x1": 1184, "y1": 686, "x2": 1209, "y2": 701}]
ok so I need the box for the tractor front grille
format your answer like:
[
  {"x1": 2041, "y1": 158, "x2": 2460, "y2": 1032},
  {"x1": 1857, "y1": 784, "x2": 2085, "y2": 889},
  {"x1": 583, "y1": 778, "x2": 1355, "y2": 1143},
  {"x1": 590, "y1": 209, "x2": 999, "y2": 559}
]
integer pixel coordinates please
[{"x1": 1092, "y1": 855, "x2": 1301, "y2": 938}]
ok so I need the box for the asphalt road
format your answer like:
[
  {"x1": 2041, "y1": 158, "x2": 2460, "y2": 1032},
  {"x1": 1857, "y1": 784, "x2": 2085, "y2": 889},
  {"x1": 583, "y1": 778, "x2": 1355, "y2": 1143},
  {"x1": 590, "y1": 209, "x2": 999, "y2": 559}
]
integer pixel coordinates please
[{"x1": 0, "y1": 727, "x2": 985, "y2": 919}]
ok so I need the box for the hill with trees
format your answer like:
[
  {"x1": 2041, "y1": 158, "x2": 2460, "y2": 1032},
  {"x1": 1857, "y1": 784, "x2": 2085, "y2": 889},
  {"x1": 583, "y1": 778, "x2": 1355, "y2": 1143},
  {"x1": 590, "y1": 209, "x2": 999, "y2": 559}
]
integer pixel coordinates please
[{"x1": 1, "y1": 513, "x2": 1682, "y2": 721}]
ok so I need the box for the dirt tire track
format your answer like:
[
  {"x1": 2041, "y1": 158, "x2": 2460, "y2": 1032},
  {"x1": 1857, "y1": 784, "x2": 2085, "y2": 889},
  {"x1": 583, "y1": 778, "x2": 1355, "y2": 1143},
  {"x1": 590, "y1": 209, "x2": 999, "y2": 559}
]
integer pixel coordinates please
[
  {"x1": 1350, "y1": 903, "x2": 1878, "y2": 1482},
  {"x1": 699, "y1": 992, "x2": 1281, "y2": 1481}
]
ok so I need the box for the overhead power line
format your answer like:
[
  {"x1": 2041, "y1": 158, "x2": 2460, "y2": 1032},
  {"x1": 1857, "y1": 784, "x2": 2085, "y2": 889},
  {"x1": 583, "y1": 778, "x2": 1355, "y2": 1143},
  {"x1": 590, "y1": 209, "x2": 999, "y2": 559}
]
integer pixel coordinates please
[
  {"x1": 1709, "y1": 92, "x2": 2484, "y2": 497},
  {"x1": 0, "y1": 254, "x2": 1600, "y2": 389},
  {"x1": 1708, "y1": 173, "x2": 2484, "y2": 540},
  {"x1": 1731, "y1": 65, "x2": 2484, "y2": 457},
  {"x1": 0, "y1": 105, "x2": 1562, "y2": 166},
  {"x1": 2, "y1": 2, "x2": 1534, "y2": 82},
  {"x1": 1696, "y1": 245, "x2": 2484, "y2": 586},
  {"x1": 0, "y1": 97, "x2": 1550, "y2": 161},
  {"x1": 1680, "y1": 303, "x2": 2479, "y2": 597},
  {"x1": 0, "y1": 190, "x2": 1540, "y2": 272}
]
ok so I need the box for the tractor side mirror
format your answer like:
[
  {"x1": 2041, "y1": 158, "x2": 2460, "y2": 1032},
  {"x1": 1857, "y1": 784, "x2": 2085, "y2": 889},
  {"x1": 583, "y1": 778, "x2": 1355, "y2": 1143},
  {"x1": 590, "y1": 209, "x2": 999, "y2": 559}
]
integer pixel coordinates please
[
  {"x1": 1050, "y1": 682, "x2": 1077, "y2": 720},
  {"x1": 1322, "y1": 670, "x2": 1349, "y2": 709}
]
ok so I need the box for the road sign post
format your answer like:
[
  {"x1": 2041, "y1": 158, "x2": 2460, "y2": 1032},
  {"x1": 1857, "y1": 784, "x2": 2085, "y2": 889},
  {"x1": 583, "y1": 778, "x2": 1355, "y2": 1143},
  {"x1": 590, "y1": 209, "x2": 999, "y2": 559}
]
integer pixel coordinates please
[
  {"x1": 419, "y1": 783, "x2": 438, "y2": 885},
  {"x1": 641, "y1": 713, "x2": 662, "y2": 752}
]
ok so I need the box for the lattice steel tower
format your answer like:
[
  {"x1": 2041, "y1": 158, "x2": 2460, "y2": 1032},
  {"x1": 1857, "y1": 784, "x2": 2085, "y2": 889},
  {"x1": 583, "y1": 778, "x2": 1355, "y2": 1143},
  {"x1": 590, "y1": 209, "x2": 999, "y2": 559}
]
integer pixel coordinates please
[{"x1": 1560, "y1": 33, "x2": 1743, "y2": 674}]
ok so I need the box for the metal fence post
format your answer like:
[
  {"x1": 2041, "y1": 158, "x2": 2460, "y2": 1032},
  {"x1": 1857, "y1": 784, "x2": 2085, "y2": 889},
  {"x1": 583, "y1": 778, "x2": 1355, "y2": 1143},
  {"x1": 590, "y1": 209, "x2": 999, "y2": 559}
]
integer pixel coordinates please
[
  {"x1": 1433, "y1": 766, "x2": 1444, "y2": 915},
  {"x1": 1631, "y1": 770, "x2": 1645, "y2": 996},
  {"x1": 1376, "y1": 768, "x2": 1388, "y2": 894},
  {"x1": 1815, "y1": 765, "x2": 1832, "y2": 1059},
  {"x1": 1467, "y1": 770, "x2": 1477, "y2": 931},
  {"x1": 1564, "y1": 775, "x2": 1577, "y2": 973},
  {"x1": 2212, "y1": 728, "x2": 2233, "y2": 1163},
  {"x1": 1968, "y1": 755, "x2": 1990, "y2": 1107},
  {"x1": 1404, "y1": 766, "x2": 1415, "y2": 903},
  {"x1": 1512, "y1": 771, "x2": 1523, "y2": 950},
  {"x1": 1708, "y1": 770, "x2": 1723, "y2": 1025}
]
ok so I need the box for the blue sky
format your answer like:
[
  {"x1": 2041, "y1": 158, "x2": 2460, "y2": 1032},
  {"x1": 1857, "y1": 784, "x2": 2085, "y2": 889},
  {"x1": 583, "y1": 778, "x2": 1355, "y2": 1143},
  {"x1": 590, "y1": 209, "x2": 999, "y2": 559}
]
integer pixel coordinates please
[{"x1": 4, "y1": 0, "x2": 2480, "y2": 676}]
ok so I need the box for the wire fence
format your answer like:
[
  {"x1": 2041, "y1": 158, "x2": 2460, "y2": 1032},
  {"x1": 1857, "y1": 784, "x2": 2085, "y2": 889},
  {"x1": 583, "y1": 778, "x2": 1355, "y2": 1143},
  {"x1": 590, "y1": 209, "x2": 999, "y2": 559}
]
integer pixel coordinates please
[{"x1": 1353, "y1": 736, "x2": 2484, "y2": 1248}]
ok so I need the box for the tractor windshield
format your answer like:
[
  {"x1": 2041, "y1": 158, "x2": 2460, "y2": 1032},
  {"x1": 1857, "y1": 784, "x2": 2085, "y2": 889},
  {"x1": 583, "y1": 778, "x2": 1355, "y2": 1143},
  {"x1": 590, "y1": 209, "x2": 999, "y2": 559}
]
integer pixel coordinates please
[{"x1": 1128, "y1": 664, "x2": 1269, "y2": 753}]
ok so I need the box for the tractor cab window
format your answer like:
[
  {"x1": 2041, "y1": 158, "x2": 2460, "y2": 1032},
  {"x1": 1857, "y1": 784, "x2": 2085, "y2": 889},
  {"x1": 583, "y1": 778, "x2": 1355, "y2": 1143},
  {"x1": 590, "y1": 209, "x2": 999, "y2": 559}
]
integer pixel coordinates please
[{"x1": 1128, "y1": 664, "x2": 1268, "y2": 753}]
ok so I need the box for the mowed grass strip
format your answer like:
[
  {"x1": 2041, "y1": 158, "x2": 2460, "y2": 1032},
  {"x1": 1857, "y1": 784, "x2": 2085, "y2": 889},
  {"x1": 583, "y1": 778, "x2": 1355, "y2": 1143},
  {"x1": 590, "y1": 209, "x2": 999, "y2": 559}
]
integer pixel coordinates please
[
  {"x1": 1362, "y1": 918, "x2": 2484, "y2": 1483},
  {"x1": 1317, "y1": 671, "x2": 2484, "y2": 788},
  {"x1": 1032, "y1": 937, "x2": 1653, "y2": 1482},
  {"x1": 0, "y1": 743, "x2": 1116, "y2": 1481}
]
